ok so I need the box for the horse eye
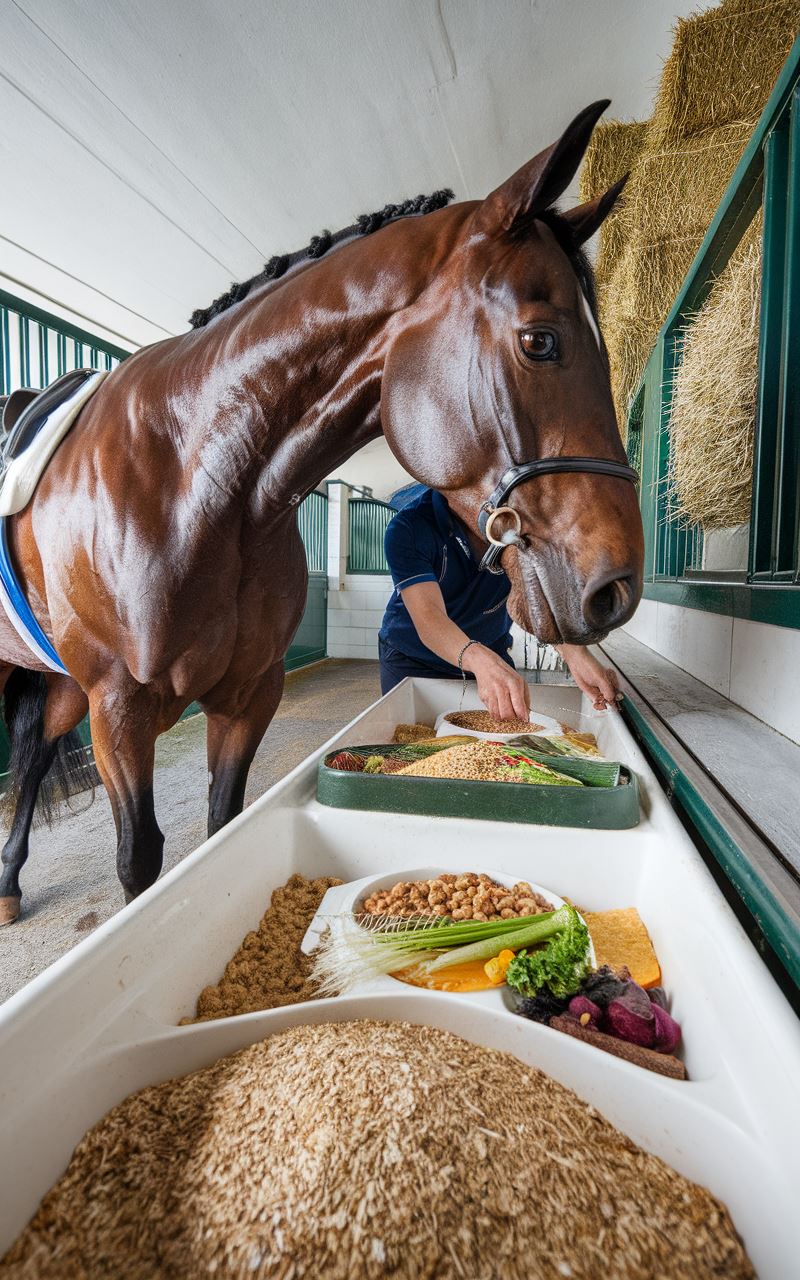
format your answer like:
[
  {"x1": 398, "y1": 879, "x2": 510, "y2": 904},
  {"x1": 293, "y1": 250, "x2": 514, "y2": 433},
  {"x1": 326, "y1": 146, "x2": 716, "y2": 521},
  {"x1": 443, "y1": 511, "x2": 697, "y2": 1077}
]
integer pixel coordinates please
[{"x1": 519, "y1": 329, "x2": 559, "y2": 361}]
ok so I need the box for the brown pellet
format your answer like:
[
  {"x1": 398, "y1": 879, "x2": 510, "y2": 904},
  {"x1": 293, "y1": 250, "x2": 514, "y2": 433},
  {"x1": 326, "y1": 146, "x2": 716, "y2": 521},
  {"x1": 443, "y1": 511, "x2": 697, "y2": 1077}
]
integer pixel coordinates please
[{"x1": 182, "y1": 873, "x2": 342, "y2": 1024}]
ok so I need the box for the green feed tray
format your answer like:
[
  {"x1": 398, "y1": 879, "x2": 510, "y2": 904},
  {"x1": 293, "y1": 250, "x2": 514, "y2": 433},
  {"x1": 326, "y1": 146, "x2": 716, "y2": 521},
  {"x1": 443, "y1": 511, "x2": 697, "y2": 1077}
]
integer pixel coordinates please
[{"x1": 317, "y1": 744, "x2": 640, "y2": 829}]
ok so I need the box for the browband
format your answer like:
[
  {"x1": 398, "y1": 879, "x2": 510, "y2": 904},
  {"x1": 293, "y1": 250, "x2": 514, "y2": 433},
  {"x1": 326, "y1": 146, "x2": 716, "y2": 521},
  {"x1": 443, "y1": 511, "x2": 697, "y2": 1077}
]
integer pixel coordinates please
[{"x1": 478, "y1": 456, "x2": 639, "y2": 574}]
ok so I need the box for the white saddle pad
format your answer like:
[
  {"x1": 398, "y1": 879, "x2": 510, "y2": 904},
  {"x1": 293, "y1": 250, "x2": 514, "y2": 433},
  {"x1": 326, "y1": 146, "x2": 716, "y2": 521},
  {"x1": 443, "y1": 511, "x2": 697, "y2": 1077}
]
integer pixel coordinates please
[{"x1": 0, "y1": 369, "x2": 108, "y2": 516}]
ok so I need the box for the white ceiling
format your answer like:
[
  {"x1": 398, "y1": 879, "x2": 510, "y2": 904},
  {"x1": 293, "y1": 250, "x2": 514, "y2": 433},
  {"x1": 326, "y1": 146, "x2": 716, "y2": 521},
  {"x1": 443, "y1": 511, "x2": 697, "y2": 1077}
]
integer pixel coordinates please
[{"x1": 1, "y1": 0, "x2": 697, "y2": 493}]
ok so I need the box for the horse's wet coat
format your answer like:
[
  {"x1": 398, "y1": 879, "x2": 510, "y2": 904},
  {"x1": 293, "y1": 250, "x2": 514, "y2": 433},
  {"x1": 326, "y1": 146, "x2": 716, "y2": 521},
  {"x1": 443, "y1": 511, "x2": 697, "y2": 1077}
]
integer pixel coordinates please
[{"x1": 0, "y1": 100, "x2": 643, "y2": 921}]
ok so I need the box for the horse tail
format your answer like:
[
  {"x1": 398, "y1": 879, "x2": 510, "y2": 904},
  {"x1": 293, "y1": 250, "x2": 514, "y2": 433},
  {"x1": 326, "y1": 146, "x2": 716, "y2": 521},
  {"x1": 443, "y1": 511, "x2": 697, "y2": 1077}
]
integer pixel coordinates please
[{"x1": 2, "y1": 669, "x2": 94, "y2": 828}]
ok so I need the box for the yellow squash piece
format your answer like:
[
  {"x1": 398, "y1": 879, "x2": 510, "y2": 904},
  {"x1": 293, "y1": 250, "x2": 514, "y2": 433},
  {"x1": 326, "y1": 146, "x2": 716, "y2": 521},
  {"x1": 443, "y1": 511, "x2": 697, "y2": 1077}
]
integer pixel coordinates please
[{"x1": 583, "y1": 907, "x2": 661, "y2": 988}]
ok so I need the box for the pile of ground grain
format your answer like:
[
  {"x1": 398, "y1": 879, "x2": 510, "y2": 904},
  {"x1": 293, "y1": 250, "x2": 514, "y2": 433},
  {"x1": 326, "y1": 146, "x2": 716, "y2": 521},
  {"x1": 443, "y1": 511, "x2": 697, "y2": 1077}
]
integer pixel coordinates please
[
  {"x1": 399, "y1": 740, "x2": 547, "y2": 782},
  {"x1": 0, "y1": 1020, "x2": 753, "y2": 1280},
  {"x1": 391, "y1": 722, "x2": 434, "y2": 743},
  {"x1": 184, "y1": 873, "x2": 341, "y2": 1023},
  {"x1": 444, "y1": 710, "x2": 542, "y2": 734}
]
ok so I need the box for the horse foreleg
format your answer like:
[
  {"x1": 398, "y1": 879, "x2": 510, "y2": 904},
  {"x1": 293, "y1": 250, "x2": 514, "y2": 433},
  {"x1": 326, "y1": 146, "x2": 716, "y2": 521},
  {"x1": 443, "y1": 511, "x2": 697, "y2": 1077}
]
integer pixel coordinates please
[
  {"x1": 202, "y1": 661, "x2": 285, "y2": 838},
  {"x1": 0, "y1": 673, "x2": 88, "y2": 925},
  {"x1": 88, "y1": 680, "x2": 164, "y2": 903}
]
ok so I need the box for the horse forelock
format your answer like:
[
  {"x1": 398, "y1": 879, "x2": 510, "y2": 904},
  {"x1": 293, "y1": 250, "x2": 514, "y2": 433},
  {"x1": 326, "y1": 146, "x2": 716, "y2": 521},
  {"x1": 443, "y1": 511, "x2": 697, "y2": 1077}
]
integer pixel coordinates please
[{"x1": 189, "y1": 189, "x2": 455, "y2": 330}]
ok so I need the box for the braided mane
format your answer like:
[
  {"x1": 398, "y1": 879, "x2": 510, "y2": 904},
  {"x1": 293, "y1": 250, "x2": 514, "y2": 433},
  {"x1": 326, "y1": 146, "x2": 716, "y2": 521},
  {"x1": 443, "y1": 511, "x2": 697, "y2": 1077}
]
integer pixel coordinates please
[{"x1": 189, "y1": 188, "x2": 455, "y2": 329}]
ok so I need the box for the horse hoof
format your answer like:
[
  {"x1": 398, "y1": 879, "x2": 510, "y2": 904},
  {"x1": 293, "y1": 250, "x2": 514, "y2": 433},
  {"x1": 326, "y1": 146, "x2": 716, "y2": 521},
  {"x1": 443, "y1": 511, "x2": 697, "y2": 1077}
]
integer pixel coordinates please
[{"x1": 0, "y1": 896, "x2": 21, "y2": 926}]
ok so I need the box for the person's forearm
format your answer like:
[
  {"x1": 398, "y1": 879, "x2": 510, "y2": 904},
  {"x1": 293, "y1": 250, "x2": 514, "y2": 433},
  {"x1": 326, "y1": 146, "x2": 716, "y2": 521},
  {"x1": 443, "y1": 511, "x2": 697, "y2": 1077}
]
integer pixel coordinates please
[{"x1": 412, "y1": 604, "x2": 472, "y2": 667}]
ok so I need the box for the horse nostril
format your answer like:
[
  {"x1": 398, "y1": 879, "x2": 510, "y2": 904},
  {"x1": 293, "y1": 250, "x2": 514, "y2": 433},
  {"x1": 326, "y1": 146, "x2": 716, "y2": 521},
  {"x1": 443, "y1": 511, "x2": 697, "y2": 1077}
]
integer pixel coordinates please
[{"x1": 582, "y1": 572, "x2": 636, "y2": 633}]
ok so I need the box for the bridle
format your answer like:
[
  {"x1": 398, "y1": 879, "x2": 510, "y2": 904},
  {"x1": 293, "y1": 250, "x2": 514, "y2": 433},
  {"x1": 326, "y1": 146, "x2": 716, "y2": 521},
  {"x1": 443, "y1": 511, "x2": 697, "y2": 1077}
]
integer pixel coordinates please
[{"x1": 477, "y1": 456, "x2": 639, "y2": 574}]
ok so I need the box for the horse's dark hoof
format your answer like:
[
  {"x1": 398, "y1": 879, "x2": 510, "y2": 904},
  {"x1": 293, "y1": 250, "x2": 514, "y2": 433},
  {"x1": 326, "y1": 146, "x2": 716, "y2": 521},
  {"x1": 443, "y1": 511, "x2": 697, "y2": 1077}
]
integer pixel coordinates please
[{"x1": 0, "y1": 896, "x2": 21, "y2": 925}]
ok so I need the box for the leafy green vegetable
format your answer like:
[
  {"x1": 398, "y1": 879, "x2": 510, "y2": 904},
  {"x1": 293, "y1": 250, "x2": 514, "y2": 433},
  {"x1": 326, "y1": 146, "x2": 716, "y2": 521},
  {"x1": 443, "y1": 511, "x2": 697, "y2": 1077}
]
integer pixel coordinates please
[
  {"x1": 497, "y1": 750, "x2": 582, "y2": 787},
  {"x1": 505, "y1": 905, "x2": 591, "y2": 999}
]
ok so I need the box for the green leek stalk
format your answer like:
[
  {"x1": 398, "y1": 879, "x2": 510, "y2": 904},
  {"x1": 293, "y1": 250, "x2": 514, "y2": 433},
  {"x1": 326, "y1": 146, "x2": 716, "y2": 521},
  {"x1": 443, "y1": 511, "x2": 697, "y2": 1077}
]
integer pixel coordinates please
[
  {"x1": 371, "y1": 910, "x2": 559, "y2": 953},
  {"x1": 423, "y1": 905, "x2": 570, "y2": 973}
]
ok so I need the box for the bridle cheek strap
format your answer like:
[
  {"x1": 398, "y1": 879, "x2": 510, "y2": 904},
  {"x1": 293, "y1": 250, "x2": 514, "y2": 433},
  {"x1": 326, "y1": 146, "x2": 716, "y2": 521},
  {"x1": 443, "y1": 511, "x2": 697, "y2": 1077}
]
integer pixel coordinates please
[{"x1": 477, "y1": 456, "x2": 640, "y2": 574}]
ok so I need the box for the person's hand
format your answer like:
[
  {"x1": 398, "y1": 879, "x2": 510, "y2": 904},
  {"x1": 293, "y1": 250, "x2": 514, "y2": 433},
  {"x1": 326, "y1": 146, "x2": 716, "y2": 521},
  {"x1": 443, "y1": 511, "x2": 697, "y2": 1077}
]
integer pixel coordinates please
[
  {"x1": 557, "y1": 645, "x2": 622, "y2": 711},
  {"x1": 462, "y1": 644, "x2": 531, "y2": 721}
]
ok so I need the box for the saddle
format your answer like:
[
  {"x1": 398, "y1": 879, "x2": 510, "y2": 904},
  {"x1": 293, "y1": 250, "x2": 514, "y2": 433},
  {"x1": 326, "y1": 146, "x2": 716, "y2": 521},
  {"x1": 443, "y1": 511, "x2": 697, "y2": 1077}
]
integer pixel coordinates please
[{"x1": 0, "y1": 368, "x2": 96, "y2": 463}]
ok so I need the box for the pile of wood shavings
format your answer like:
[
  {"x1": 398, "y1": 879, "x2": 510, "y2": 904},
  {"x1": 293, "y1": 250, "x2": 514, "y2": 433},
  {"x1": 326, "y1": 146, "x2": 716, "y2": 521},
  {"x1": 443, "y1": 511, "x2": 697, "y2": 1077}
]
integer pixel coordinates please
[
  {"x1": 0, "y1": 1020, "x2": 752, "y2": 1280},
  {"x1": 184, "y1": 873, "x2": 341, "y2": 1023}
]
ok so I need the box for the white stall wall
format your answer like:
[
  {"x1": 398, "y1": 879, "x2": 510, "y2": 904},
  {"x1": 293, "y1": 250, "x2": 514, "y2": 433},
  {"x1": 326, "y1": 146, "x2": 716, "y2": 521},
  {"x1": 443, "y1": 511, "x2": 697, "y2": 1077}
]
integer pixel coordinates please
[{"x1": 624, "y1": 600, "x2": 800, "y2": 748}]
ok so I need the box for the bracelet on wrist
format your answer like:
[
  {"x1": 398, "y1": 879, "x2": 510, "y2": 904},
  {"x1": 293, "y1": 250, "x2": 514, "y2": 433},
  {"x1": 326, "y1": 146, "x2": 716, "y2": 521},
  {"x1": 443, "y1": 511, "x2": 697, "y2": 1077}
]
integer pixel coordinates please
[{"x1": 457, "y1": 639, "x2": 479, "y2": 673}]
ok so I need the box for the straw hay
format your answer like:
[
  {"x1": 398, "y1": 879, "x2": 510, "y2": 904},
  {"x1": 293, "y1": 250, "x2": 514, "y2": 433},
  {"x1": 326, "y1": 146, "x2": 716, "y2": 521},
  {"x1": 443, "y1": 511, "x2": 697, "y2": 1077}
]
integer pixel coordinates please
[
  {"x1": 652, "y1": 0, "x2": 800, "y2": 144},
  {"x1": 604, "y1": 117, "x2": 756, "y2": 424},
  {"x1": 0, "y1": 1020, "x2": 754, "y2": 1280},
  {"x1": 583, "y1": 0, "x2": 799, "y2": 433},
  {"x1": 579, "y1": 120, "x2": 648, "y2": 277},
  {"x1": 667, "y1": 215, "x2": 762, "y2": 528}
]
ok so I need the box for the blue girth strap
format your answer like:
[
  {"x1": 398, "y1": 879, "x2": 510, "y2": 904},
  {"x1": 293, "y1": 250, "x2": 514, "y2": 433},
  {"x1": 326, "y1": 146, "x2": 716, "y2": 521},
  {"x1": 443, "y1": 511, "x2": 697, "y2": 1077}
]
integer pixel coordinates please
[{"x1": 0, "y1": 519, "x2": 68, "y2": 674}]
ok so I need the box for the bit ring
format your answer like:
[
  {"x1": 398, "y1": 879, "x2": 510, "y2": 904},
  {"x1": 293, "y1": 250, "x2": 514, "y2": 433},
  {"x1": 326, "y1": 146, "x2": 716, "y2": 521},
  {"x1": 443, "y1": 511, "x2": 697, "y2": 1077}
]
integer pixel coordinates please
[{"x1": 484, "y1": 506, "x2": 522, "y2": 547}]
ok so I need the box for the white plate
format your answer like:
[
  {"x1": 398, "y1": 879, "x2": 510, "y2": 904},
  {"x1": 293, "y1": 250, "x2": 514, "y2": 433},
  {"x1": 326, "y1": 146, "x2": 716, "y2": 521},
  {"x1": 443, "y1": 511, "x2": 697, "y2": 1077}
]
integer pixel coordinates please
[{"x1": 434, "y1": 708, "x2": 563, "y2": 740}]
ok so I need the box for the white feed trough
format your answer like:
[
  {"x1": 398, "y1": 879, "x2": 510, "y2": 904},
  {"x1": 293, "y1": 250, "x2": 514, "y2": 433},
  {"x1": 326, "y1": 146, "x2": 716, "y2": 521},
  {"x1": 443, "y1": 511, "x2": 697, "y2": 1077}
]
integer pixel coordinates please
[{"x1": 0, "y1": 676, "x2": 797, "y2": 1277}]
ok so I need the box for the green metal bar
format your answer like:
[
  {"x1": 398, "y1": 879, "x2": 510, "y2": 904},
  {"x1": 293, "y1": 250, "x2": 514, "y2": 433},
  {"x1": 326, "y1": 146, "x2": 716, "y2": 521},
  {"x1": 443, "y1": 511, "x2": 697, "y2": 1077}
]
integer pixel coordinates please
[
  {"x1": 750, "y1": 125, "x2": 789, "y2": 576},
  {"x1": 18, "y1": 313, "x2": 30, "y2": 386},
  {"x1": 38, "y1": 322, "x2": 49, "y2": 386},
  {"x1": 1, "y1": 307, "x2": 10, "y2": 395},
  {"x1": 774, "y1": 87, "x2": 800, "y2": 576},
  {"x1": 643, "y1": 579, "x2": 800, "y2": 628}
]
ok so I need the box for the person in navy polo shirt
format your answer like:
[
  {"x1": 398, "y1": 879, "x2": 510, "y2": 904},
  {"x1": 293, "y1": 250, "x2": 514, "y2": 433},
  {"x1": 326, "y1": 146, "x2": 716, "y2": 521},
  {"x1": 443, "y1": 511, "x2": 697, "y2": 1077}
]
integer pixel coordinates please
[{"x1": 378, "y1": 486, "x2": 621, "y2": 720}]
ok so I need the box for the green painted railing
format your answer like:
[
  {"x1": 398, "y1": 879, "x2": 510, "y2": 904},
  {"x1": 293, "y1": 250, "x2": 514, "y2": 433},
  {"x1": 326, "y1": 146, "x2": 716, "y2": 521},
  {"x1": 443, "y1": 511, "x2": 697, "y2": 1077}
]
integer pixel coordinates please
[
  {"x1": 629, "y1": 34, "x2": 800, "y2": 631},
  {"x1": 347, "y1": 497, "x2": 393, "y2": 574},
  {"x1": 0, "y1": 290, "x2": 128, "y2": 394}
]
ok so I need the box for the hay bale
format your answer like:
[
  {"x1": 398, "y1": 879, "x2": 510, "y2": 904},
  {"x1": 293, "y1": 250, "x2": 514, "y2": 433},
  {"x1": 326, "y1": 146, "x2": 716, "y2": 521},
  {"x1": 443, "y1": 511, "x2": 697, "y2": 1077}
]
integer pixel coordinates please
[
  {"x1": 579, "y1": 120, "x2": 649, "y2": 277},
  {"x1": 667, "y1": 215, "x2": 762, "y2": 529},
  {"x1": 604, "y1": 117, "x2": 756, "y2": 423},
  {"x1": 652, "y1": 0, "x2": 800, "y2": 144},
  {"x1": 587, "y1": 0, "x2": 800, "y2": 431}
]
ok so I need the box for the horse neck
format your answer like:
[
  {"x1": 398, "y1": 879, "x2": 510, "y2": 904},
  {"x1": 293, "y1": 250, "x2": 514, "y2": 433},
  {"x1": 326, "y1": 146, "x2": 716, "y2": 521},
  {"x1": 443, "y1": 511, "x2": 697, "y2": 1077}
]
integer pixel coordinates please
[{"x1": 183, "y1": 207, "x2": 468, "y2": 523}]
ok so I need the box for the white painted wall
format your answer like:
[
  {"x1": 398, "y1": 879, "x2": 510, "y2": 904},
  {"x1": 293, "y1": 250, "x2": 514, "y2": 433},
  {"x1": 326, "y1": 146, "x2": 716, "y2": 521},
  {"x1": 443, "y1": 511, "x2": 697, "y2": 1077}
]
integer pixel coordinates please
[
  {"x1": 624, "y1": 600, "x2": 800, "y2": 747},
  {"x1": 1, "y1": 0, "x2": 696, "y2": 349}
]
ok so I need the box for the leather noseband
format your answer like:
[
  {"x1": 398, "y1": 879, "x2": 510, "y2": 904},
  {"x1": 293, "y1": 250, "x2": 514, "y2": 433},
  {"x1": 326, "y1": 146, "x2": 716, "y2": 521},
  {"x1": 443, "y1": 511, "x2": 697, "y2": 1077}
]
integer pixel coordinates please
[{"x1": 478, "y1": 456, "x2": 640, "y2": 574}]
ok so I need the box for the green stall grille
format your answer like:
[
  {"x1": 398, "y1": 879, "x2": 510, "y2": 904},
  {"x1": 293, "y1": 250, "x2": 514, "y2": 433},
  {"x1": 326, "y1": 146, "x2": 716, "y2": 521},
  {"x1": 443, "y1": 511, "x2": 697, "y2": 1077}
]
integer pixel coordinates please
[
  {"x1": 0, "y1": 290, "x2": 128, "y2": 393},
  {"x1": 629, "y1": 33, "x2": 800, "y2": 630},
  {"x1": 347, "y1": 497, "x2": 393, "y2": 573}
]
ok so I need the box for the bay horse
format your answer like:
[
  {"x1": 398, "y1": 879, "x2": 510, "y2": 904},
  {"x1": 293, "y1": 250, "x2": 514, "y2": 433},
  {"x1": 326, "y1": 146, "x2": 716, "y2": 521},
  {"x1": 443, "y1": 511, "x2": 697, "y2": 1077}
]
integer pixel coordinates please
[{"x1": 0, "y1": 100, "x2": 643, "y2": 924}]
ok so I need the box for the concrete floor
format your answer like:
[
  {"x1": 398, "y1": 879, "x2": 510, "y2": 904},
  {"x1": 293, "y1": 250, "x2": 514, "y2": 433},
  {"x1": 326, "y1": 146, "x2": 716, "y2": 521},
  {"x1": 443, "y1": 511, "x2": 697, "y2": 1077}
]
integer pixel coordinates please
[{"x1": 0, "y1": 659, "x2": 380, "y2": 1004}]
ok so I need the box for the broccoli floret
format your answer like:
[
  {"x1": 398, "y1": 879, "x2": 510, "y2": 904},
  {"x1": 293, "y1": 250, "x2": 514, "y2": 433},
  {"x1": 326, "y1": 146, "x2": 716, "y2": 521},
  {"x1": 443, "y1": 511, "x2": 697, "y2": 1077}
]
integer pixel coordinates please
[{"x1": 506, "y1": 905, "x2": 591, "y2": 1000}]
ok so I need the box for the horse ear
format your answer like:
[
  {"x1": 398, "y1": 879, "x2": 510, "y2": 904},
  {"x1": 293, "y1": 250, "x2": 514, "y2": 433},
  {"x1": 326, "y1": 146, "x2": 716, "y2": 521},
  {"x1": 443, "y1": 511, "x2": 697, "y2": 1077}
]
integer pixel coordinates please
[
  {"x1": 476, "y1": 100, "x2": 611, "y2": 237},
  {"x1": 560, "y1": 172, "x2": 629, "y2": 246}
]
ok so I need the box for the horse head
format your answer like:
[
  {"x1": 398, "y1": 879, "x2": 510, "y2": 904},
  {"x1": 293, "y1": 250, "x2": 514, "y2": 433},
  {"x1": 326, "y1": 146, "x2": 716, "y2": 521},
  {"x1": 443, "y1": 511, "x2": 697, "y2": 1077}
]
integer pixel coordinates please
[{"x1": 381, "y1": 100, "x2": 644, "y2": 645}]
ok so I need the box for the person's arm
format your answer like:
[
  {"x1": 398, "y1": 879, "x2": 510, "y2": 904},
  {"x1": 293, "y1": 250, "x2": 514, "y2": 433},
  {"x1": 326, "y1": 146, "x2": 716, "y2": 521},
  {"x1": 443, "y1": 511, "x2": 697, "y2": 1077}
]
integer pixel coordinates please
[
  {"x1": 555, "y1": 644, "x2": 622, "y2": 710},
  {"x1": 400, "y1": 580, "x2": 530, "y2": 721}
]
